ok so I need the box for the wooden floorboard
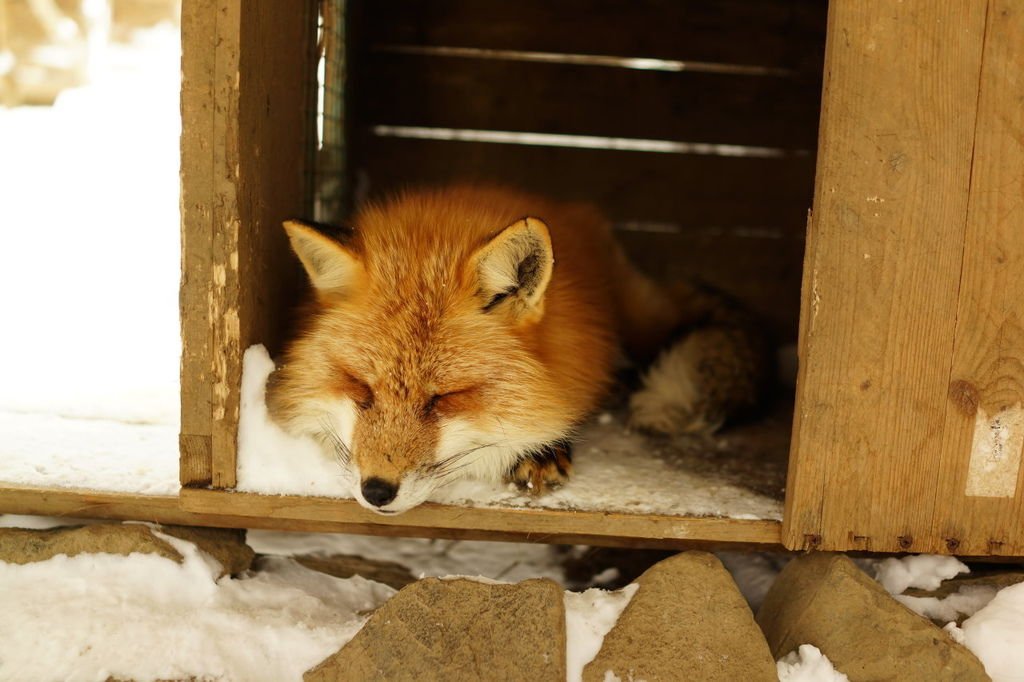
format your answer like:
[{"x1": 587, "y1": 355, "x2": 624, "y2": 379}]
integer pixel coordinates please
[{"x1": 0, "y1": 483, "x2": 783, "y2": 551}]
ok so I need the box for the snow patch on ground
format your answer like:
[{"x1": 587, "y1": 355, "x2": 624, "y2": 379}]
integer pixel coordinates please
[
  {"x1": 237, "y1": 345, "x2": 783, "y2": 520},
  {"x1": 0, "y1": 25, "x2": 181, "y2": 494},
  {"x1": 776, "y1": 645, "x2": 849, "y2": 681},
  {"x1": 247, "y1": 529, "x2": 568, "y2": 584},
  {"x1": 0, "y1": 528, "x2": 394, "y2": 682},
  {"x1": 875, "y1": 554, "x2": 969, "y2": 594},
  {"x1": 896, "y1": 585, "x2": 1001, "y2": 624},
  {"x1": 564, "y1": 584, "x2": 638, "y2": 682},
  {"x1": 0, "y1": 411, "x2": 179, "y2": 494},
  {"x1": 951, "y1": 581, "x2": 1024, "y2": 682},
  {"x1": 874, "y1": 554, "x2": 996, "y2": 624}
]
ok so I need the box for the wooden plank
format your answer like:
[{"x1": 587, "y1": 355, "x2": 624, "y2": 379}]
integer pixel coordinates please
[
  {"x1": 178, "y1": 0, "x2": 216, "y2": 486},
  {"x1": 355, "y1": 53, "x2": 822, "y2": 149},
  {"x1": 178, "y1": 489, "x2": 783, "y2": 550},
  {"x1": 783, "y1": 0, "x2": 987, "y2": 553},
  {"x1": 619, "y1": 230, "x2": 805, "y2": 343},
  {"x1": 931, "y1": 1, "x2": 1024, "y2": 557},
  {"x1": 0, "y1": 484, "x2": 783, "y2": 551},
  {"x1": 354, "y1": 136, "x2": 816, "y2": 232},
  {"x1": 209, "y1": 2, "x2": 319, "y2": 488},
  {"x1": 207, "y1": 0, "x2": 243, "y2": 489},
  {"x1": 357, "y1": 0, "x2": 828, "y2": 74}
]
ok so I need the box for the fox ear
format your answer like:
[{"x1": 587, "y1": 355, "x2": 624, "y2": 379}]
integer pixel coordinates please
[
  {"x1": 471, "y1": 217, "x2": 554, "y2": 322},
  {"x1": 283, "y1": 220, "x2": 363, "y2": 295}
]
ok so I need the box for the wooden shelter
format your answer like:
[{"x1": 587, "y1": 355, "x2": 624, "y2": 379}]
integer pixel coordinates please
[{"x1": 5, "y1": 0, "x2": 1023, "y2": 558}]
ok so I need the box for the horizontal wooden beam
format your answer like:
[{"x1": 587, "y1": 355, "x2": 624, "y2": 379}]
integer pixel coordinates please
[
  {"x1": 0, "y1": 483, "x2": 782, "y2": 551},
  {"x1": 177, "y1": 488, "x2": 783, "y2": 550}
]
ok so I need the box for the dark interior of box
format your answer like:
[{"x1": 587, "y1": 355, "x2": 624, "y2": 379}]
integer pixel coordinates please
[{"x1": 282, "y1": 0, "x2": 830, "y2": 514}]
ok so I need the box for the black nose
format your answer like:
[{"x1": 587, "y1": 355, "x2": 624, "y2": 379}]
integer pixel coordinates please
[{"x1": 361, "y1": 477, "x2": 398, "y2": 507}]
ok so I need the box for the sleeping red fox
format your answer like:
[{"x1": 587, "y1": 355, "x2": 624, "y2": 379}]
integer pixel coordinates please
[{"x1": 267, "y1": 185, "x2": 767, "y2": 513}]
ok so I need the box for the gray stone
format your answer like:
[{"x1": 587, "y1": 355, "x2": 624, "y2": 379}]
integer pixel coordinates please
[
  {"x1": 757, "y1": 553, "x2": 989, "y2": 681},
  {"x1": 0, "y1": 523, "x2": 253, "y2": 577},
  {"x1": 293, "y1": 553, "x2": 417, "y2": 590},
  {"x1": 305, "y1": 577, "x2": 565, "y2": 682},
  {"x1": 583, "y1": 551, "x2": 777, "y2": 681}
]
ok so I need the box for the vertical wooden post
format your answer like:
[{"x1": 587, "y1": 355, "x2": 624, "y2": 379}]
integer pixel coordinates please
[
  {"x1": 784, "y1": 0, "x2": 989, "y2": 553},
  {"x1": 180, "y1": 0, "x2": 318, "y2": 489},
  {"x1": 180, "y1": 0, "x2": 240, "y2": 487},
  {"x1": 931, "y1": 1, "x2": 1024, "y2": 556}
]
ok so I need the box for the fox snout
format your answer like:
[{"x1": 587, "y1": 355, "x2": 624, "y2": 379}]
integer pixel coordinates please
[{"x1": 360, "y1": 477, "x2": 398, "y2": 508}]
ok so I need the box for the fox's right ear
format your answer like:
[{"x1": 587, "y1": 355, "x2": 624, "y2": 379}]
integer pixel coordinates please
[{"x1": 283, "y1": 220, "x2": 364, "y2": 295}]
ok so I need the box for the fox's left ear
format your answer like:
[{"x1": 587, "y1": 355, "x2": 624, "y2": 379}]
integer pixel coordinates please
[
  {"x1": 470, "y1": 217, "x2": 554, "y2": 323},
  {"x1": 283, "y1": 220, "x2": 364, "y2": 296}
]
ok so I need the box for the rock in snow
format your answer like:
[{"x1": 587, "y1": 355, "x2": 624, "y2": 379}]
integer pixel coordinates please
[
  {"x1": 583, "y1": 551, "x2": 777, "y2": 681},
  {"x1": 305, "y1": 577, "x2": 567, "y2": 681},
  {"x1": 0, "y1": 522, "x2": 253, "y2": 577},
  {"x1": 757, "y1": 553, "x2": 989, "y2": 681},
  {"x1": 293, "y1": 553, "x2": 418, "y2": 591}
]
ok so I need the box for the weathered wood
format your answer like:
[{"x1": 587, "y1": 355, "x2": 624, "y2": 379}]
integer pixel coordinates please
[
  {"x1": 356, "y1": 52, "x2": 822, "y2": 149},
  {"x1": 206, "y1": 0, "x2": 243, "y2": 489},
  {"x1": 932, "y1": 1, "x2": 1024, "y2": 556},
  {"x1": 783, "y1": 0, "x2": 988, "y2": 553},
  {"x1": 178, "y1": 489, "x2": 783, "y2": 550},
  {"x1": 358, "y1": 0, "x2": 828, "y2": 74},
  {"x1": 180, "y1": 0, "x2": 317, "y2": 490},
  {"x1": 178, "y1": 0, "x2": 216, "y2": 486},
  {"x1": 0, "y1": 484, "x2": 783, "y2": 551},
  {"x1": 354, "y1": 135, "x2": 816, "y2": 232},
  {"x1": 214, "y1": 2, "x2": 318, "y2": 487}
]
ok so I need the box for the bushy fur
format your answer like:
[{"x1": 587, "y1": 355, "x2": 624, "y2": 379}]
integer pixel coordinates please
[{"x1": 268, "y1": 185, "x2": 764, "y2": 513}]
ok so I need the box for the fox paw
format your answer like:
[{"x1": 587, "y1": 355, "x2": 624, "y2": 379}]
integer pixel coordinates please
[{"x1": 508, "y1": 443, "x2": 573, "y2": 494}]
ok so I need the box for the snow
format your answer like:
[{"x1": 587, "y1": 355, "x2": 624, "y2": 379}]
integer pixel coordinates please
[
  {"x1": 0, "y1": 526, "x2": 394, "y2": 682},
  {"x1": 875, "y1": 554, "x2": 1024, "y2": 682},
  {"x1": 564, "y1": 584, "x2": 638, "y2": 682},
  {"x1": 0, "y1": 24, "x2": 181, "y2": 494},
  {"x1": 1, "y1": 518, "x2": 643, "y2": 681},
  {"x1": 875, "y1": 554, "x2": 969, "y2": 594},
  {"x1": 238, "y1": 345, "x2": 784, "y2": 520},
  {"x1": 953, "y1": 582, "x2": 1024, "y2": 682},
  {"x1": 776, "y1": 645, "x2": 849, "y2": 682},
  {"x1": 0, "y1": 411, "x2": 179, "y2": 494},
  {"x1": 247, "y1": 529, "x2": 568, "y2": 584},
  {"x1": 874, "y1": 554, "x2": 995, "y2": 624},
  {"x1": 895, "y1": 584, "x2": 1001, "y2": 624}
]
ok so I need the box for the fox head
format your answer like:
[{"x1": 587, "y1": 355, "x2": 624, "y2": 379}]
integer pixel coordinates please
[{"x1": 267, "y1": 196, "x2": 578, "y2": 514}]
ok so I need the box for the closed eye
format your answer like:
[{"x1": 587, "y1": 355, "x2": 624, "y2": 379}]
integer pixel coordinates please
[
  {"x1": 341, "y1": 372, "x2": 374, "y2": 410},
  {"x1": 422, "y1": 386, "x2": 480, "y2": 419},
  {"x1": 422, "y1": 394, "x2": 443, "y2": 418}
]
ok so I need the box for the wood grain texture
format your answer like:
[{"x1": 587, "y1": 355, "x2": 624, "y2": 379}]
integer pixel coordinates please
[
  {"x1": 358, "y1": 0, "x2": 827, "y2": 73},
  {"x1": 207, "y1": 0, "x2": 242, "y2": 489},
  {"x1": 0, "y1": 485, "x2": 782, "y2": 551},
  {"x1": 215, "y1": 2, "x2": 317, "y2": 487},
  {"x1": 931, "y1": 1, "x2": 1024, "y2": 556},
  {"x1": 178, "y1": 0, "x2": 217, "y2": 486},
  {"x1": 180, "y1": 1, "x2": 317, "y2": 489},
  {"x1": 356, "y1": 52, "x2": 822, "y2": 149},
  {"x1": 783, "y1": 0, "x2": 988, "y2": 553},
  {"x1": 355, "y1": 136, "x2": 816, "y2": 231},
  {"x1": 178, "y1": 489, "x2": 783, "y2": 550}
]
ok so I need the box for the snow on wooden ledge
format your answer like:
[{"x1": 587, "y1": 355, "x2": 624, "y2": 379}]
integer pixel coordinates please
[{"x1": 236, "y1": 345, "x2": 787, "y2": 522}]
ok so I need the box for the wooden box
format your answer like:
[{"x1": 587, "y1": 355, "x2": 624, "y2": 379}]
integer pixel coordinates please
[{"x1": 23, "y1": 0, "x2": 1020, "y2": 557}]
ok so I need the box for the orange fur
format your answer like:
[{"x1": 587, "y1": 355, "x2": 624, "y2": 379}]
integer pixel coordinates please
[{"x1": 268, "y1": 185, "x2": 690, "y2": 512}]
